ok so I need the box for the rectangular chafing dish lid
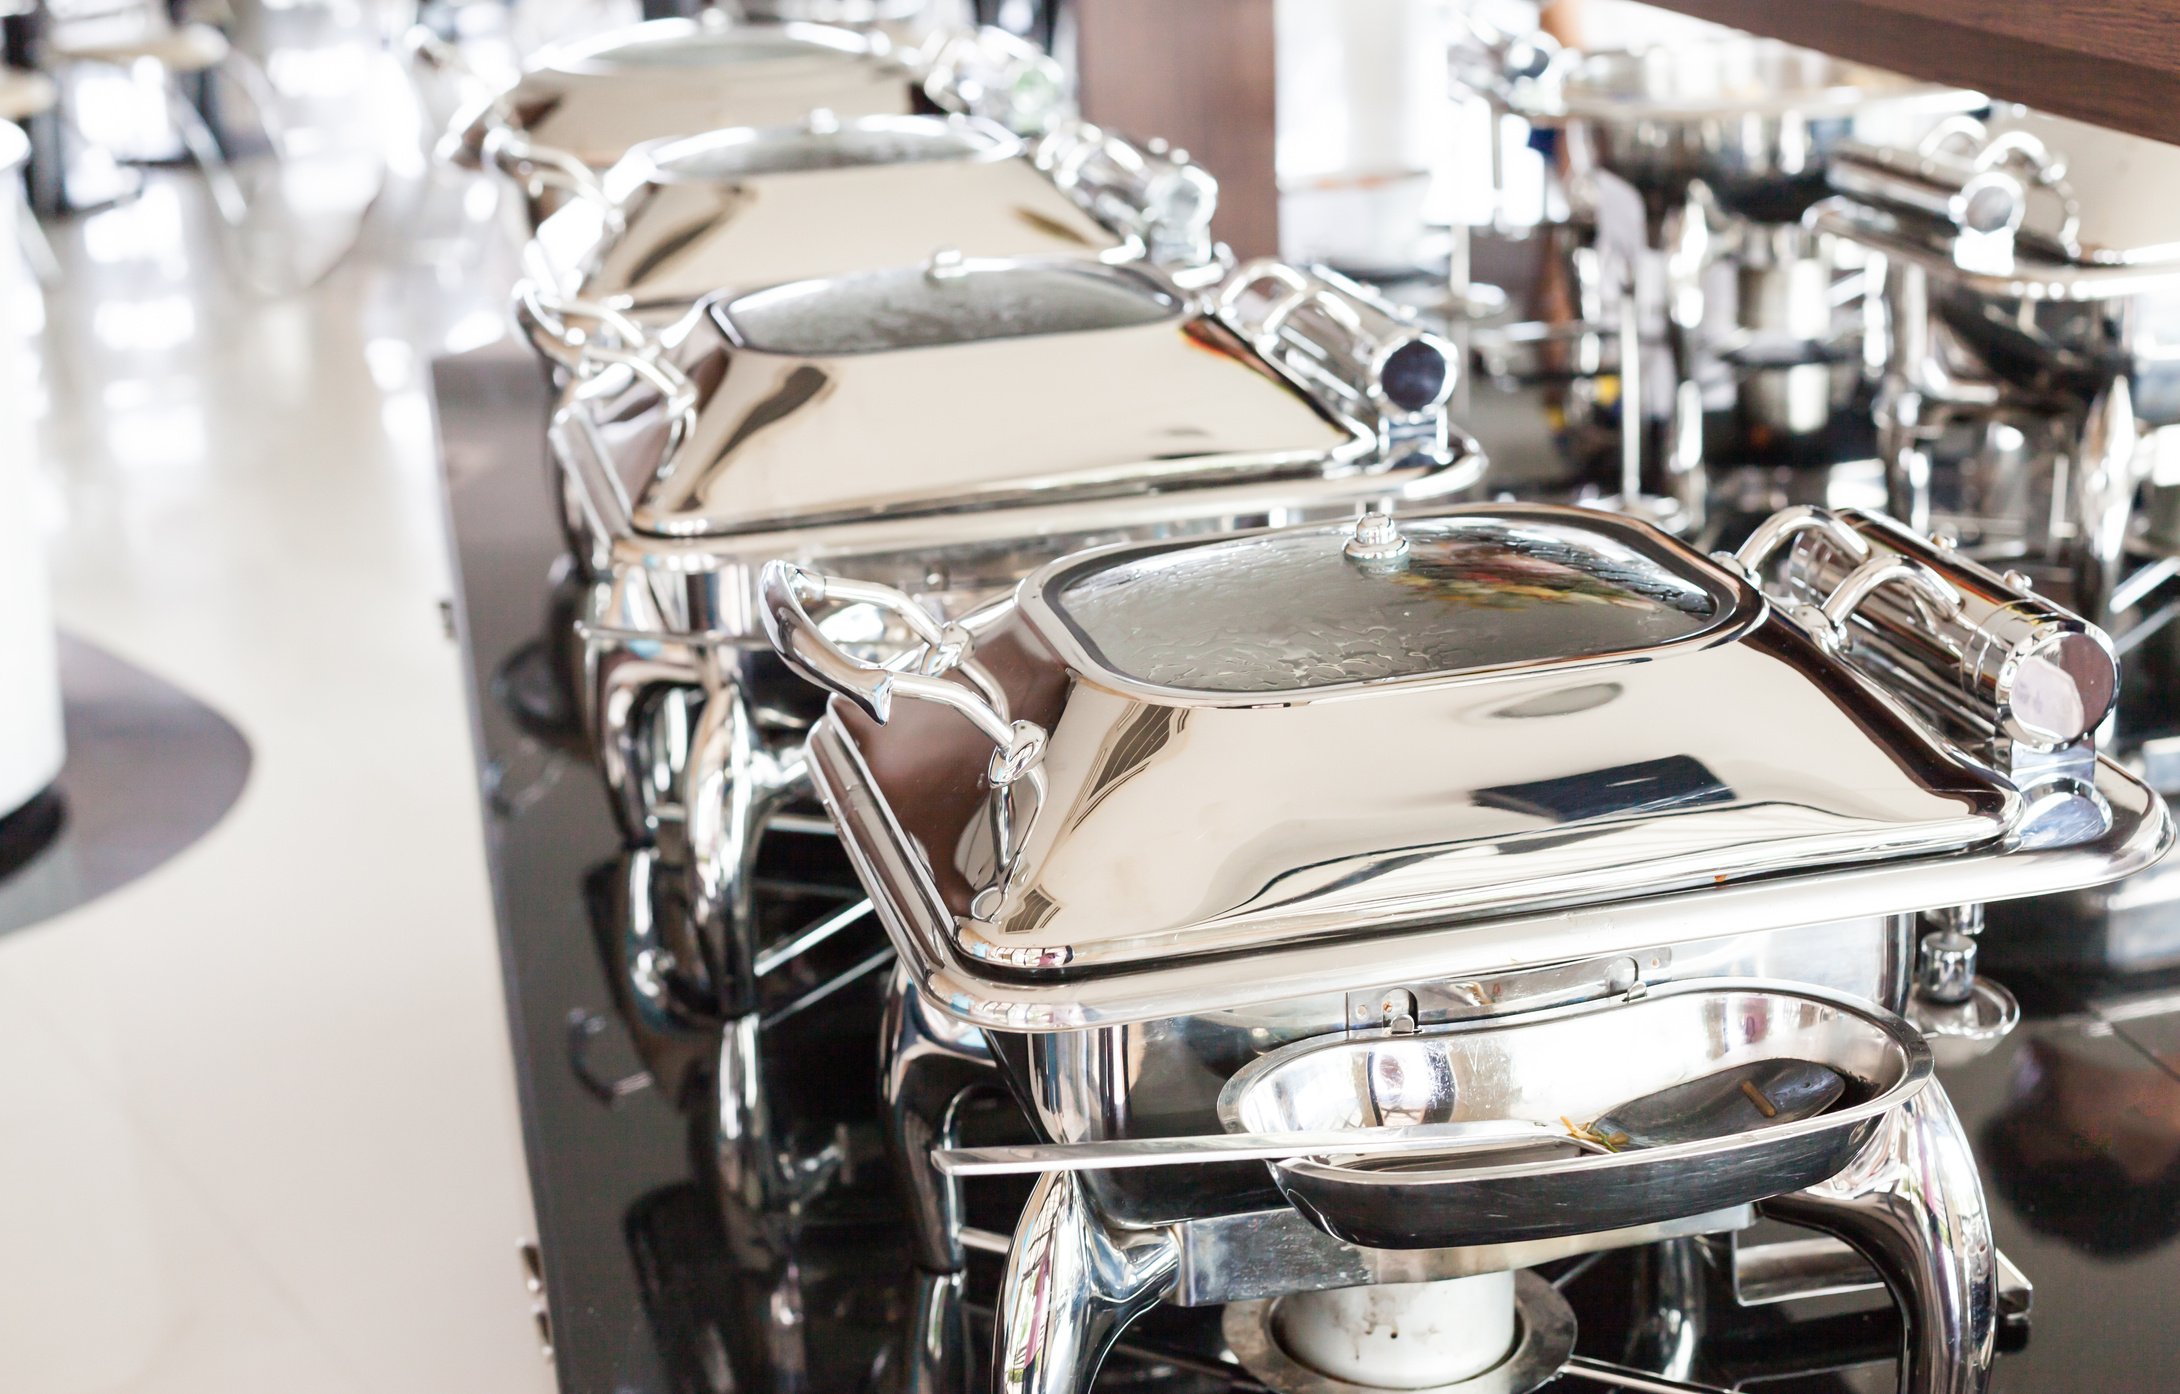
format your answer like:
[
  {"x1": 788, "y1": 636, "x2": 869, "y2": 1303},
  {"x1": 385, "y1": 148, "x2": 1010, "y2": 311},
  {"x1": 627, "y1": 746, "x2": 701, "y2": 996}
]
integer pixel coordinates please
[
  {"x1": 496, "y1": 22, "x2": 913, "y2": 167},
  {"x1": 618, "y1": 260, "x2": 1354, "y2": 538},
  {"x1": 715, "y1": 258, "x2": 1176, "y2": 355},
  {"x1": 1827, "y1": 111, "x2": 2180, "y2": 273},
  {"x1": 826, "y1": 509, "x2": 2021, "y2": 983}
]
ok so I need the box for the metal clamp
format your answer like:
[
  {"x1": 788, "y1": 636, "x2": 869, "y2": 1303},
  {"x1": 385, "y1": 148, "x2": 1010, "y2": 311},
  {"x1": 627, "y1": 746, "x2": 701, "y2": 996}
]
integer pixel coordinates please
[
  {"x1": 758, "y1": 562, "x2": 1045, "y2": 784},
  {"x1": 1218, "y1": 260, "x2": 1457, "y2": 430}
]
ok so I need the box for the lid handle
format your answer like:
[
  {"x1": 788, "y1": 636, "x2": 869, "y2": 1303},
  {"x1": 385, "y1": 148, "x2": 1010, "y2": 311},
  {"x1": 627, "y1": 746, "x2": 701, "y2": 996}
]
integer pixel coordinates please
[
  {"x1": 759, "y1": 562, "x2": 1045, "y2": 784},
  {"x1": 479, "y1": 126, "x2": 622, "y2": 230},
  {"x1": 1036, "y1": 119, "x2": 1218, "y2": 267},
  {"x1": 1218, "y1": 260, "x2": 1457, "y2": 445},
  {"x1": 914, "y1": 25, "x2": 1072, "y2": 137},
  {"x1": 1743, "y1": 506, "x2": 2120, "y2": 770}
]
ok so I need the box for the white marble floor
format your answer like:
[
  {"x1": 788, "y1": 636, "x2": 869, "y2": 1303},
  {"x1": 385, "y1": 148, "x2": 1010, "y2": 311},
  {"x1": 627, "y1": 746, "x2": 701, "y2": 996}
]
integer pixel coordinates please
[{"x1": 1, "y1": 50, "x2": 555, "y2": 1394}]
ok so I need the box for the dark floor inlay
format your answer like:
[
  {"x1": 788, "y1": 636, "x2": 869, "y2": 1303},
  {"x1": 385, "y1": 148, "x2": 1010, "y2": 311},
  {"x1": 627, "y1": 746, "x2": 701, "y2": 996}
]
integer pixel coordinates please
[{"x1": 0, "y1": 635, "x2": 252, "y2": 936}]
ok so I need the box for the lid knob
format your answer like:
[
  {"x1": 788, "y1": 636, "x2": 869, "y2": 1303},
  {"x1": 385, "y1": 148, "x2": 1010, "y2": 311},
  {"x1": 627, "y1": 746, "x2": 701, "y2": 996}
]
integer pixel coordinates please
[{"x1": 1344, "y1": 511, "x2": 1410, "y2": 564}]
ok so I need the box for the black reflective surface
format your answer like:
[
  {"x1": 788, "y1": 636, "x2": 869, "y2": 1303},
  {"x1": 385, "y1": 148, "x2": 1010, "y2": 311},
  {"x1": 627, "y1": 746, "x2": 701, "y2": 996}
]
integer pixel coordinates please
[{"x1": 440, "y1": 337, "x2": 2180, "y2": 1394}]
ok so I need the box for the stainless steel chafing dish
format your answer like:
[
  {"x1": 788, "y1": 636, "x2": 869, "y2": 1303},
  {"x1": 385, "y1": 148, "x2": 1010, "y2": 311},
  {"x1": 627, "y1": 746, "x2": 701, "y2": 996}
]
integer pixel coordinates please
[
  {"x1": 768, "y1": 502, "x2": 2167, "y2": 1394},
  {"x1": 1509, "y1": 38, "x2": 1981, "y2": 220},
  {"x1": 552, "y1": 252, "x2": 1471, "y2": 1043},
  {"x1": 441, "y1": 17, "x2": 1067, "y2": 229},
  {"x1": 1817, "y1": 109, "x2": 2180, "y2": 627},
  {"x1": 1458, "y1": 27, "x2": 1982, "y2": 528},
  {"x1": 517, "y1": 113, "x2": 1218, "y2": 371}
]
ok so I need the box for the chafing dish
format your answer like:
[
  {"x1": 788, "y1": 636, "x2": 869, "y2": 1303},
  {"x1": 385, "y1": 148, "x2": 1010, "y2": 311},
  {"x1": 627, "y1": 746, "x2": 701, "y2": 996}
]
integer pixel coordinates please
[
  {"x1": 517, "y1": 113, "x2": 1218, "y2": 371},
  {"x1": 551, "y1": 253, "x2": 1471, "y2": 1215},
  {"x1": 1459, "y1": 28, "x2": 1981, "y2": 529},
  {"x1": 444, "y1": 17, "x2": 1067, "y2": 229},
  {"x1": 770, "y1": 502, "x2": 2167, "y2": 1394},
  {"x1": 1512, "y1": 39, "x2": 1981, "y2": 221},
  {"x1": 1816, "y1": 109, "x2": 2180, "y2": 628}
]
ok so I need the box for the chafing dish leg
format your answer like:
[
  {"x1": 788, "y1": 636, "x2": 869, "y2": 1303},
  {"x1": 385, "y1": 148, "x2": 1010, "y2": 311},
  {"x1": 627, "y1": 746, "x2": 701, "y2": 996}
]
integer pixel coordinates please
[
  {"x1": 2070, "y1": 376, "x2": 2142, "y2": 626},
  {"x1": 685, "y1": 667, "x2": 804, "y2": 1013},
  {"x1": 588, "y1": 644, "x2": 695, "y2": 845},
  {"x1": 994, "y1": 1171, "x2": 1180, "y2": 1394},
  {"x1": 884, "y1": 968, "x2": 998, "y2": 1273},
  {"x1": 1759, "y1": 1079, "x2": 1996, "y2": 1394},
  {"x1": 1876, "y1": 384, "x2": 1936, "y2": 536},
  {"x1": 1624, "y1": 1236, "x2": 1706, "y2": 1380},
  {"x1": 878, "y1": 1269, "x2": 971, "y2": 1394},
  {"x1": 711, "y1": 1012, "x2": 803, "y2": 1229}
]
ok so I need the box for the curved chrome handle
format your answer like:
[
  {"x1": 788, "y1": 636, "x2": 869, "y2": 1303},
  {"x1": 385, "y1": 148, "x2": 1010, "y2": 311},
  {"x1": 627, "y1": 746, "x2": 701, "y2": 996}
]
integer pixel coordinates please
[
  {"x1": 1917, "y1": 118, "x2": 2082, "y2": 257},
  {"x1": 1219, "y1": 259, "x2": 1458, "y2": 420},
  {"x1": 1982, "y1": 133, "x2": 2082, "y2": 259},
  {"x1": 481, "y1": 126, "x2": 620, "y2": 225},
  {"x1": 758, "y1": 562, "x2": 1045, "y2": 783},
  {"x1": 515, "y1": 278, "x2": 650, "y2": 360},
  {"x1": 1724, "y1": 504, "x2": 1872, "y2": 579},
  {"x1": 1818, "y1": 556, "x2": 1963, "y2": 634}
]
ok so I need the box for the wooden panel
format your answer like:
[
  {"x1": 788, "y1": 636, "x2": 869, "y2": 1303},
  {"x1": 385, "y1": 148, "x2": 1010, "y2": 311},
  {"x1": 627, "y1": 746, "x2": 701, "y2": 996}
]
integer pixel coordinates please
[
  {"x1": 1073, "y1": 0, "x2": 1281, "y2": 259},
  {"x1": 1640, "y1": 0, "x2": 2180, "y2": 146}
]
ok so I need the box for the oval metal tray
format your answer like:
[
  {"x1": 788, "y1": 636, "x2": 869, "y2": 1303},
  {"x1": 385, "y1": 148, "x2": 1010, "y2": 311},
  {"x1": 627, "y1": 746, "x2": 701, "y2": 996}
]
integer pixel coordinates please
[{"x1": 1216, "y1": 982, "x2": 1929, "y2": 1250}]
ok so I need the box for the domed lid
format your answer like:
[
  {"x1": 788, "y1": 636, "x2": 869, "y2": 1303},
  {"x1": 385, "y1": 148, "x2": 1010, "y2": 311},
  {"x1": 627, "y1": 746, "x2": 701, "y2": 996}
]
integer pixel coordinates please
[
  {"x1": 714, "y1": 256, "x2": 1179, "y2": 356},
  {"x1": 1039, "y1": 512, "x2": 1729, "y2": 695},
  {"x1": 644, "y1": 113, "x2": 1015, "y2": 181}
]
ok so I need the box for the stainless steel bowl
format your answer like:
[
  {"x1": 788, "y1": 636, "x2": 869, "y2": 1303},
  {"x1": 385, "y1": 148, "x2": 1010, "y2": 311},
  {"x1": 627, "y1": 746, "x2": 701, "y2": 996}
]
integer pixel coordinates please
[
  {"x1": 1524, "y1": 39, "x2": 1980, "y2": 218},
  {"x1": 1217, "y1": 982, "x2": 1930, "y2": 1249}
]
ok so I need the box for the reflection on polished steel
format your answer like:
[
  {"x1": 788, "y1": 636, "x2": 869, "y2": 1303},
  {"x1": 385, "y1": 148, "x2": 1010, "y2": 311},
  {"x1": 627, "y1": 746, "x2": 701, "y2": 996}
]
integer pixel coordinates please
[
  {"x1": 882, "y1": 968, "x2": 995, "y2": 1273},
  {"x1": 1215, "y1": 985, "x2": 1925, "y2": 1251},
  {"x1": 778, "y1": 499, "x2": 2169, "y2": 1394},
  {"x1": 1814, "y1": 109, "x2": 2180, "y2": 630},
  {"x1": 1773, "y1": 506, "x2": 2119, "y2": 757},
  {"x1": 518, "y1": 110, "x2": 1221, "y2": 370},
  {"x1": 442, "y1": 16, "x2": 1069, "y2": 229},
  {"x1": 1509, "y1": 39, "x2": 1981, "y2": 213},
  {"x1": 561, "y1": 254, "x2": 1478, "y2": 1024},
  {"x1": 993, "y1": 1169, "x2": 1181, "y2": 1394},
  {"x1": 1451, "y1": 26, "x2": 1982, "y2": 525},
  {"x1": 1811, "y1": 108, "x2": 2180, "y2": 977},
  {"x1": 792, "y1": 505, "x2": 2168, "y2": 1029},
  {"x1": 1762, "y1": 1080, "x2": 1998, "y2": 1394}
]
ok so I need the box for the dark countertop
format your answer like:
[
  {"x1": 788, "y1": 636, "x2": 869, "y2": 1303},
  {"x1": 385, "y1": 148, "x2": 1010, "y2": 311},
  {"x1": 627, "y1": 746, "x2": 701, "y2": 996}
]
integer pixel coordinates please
[{"x1": 435, "y1": 334, "x2": 2180, "y2": 1394}]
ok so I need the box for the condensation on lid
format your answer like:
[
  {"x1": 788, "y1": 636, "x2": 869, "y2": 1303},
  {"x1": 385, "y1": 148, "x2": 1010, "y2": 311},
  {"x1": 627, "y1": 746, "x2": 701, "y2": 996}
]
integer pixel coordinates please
[
  {"x1": 1044, "y1": 514, "x2": 1732, "y2": 695},
  {"x1": 713, "y1": 260, "x2": 1181, "y2": 356},
  {"x1": 649, "y1": 116, "x2": 1013, "y2": 181}
]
